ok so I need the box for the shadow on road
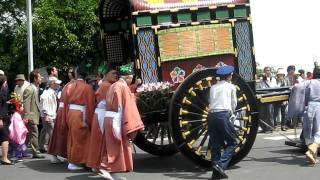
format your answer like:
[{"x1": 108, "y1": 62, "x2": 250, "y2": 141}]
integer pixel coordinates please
[
  {"x1": 20, "y1": 153, "x2": 240, "y2": 179},
  {"x1": 133, "y1": 153, "x2": 208, "y2": 173},
  {"x1": 132, "y1": 153, "x2": 212, "y2": 179},
  {"x1": 23, "y1": 160, "x2": 105, "y2": 179},
  {"x1": 23, "y1": 159, "x2": 70, "y2": 173}
]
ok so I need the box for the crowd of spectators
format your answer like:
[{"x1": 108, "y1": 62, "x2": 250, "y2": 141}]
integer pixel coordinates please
[{"x1": 256, "y1": 65, "x2": 310, "y2": 133}]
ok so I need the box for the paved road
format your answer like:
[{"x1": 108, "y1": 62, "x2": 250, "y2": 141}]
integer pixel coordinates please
[{"x1": 1, "y1": 129, "x2": 319, "y2": 180}]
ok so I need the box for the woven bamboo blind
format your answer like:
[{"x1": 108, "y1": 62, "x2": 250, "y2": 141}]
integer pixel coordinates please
[{"x1": 158, "y1": 24, "x2": 234, "y2": 62}]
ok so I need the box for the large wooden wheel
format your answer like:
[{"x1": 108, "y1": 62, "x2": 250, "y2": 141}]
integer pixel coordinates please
[
  {"x1": 169, "y1": 68, "x2": 259, "y2": 167},
  {"x1": 134, "y1": 110, "x2": 178, "y2": 156}
]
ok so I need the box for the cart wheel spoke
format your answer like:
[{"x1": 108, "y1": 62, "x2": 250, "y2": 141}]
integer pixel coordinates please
[
  {"x1": 160, "y1": 125, "x2": 165, "y2": 146},
  {"x1": 152, "y1": 125, "x2": 161, "y2": 144},
  {"x1": 167, "y1": 126, "x2": 173, "y2": 144}
]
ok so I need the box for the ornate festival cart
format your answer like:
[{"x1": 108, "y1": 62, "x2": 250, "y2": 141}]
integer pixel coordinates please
[{"x1": 99, "y1": 0, "x2": 290, "y2": 167}]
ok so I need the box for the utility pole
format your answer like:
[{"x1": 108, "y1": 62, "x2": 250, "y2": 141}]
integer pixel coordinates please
[{"x1": 27, "y1": 0, "x2": 34, "y2": 74}]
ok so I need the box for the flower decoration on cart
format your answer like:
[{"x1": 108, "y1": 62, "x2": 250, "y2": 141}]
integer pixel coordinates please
[
  {"x1": 170, "y1": 67, "x2": 186, "y2": 84},
  {"x1": 136, "y1": 82, "x2": 173, "y2": 114},
  {"x1": 136, "y1": 81, "x2": 172, "y2": 93}
]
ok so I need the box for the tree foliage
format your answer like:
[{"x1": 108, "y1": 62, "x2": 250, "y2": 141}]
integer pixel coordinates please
[
  {"x1": 33, "y1": 0, "x2": 102, "y2": 71},
  {"x1": 0, "y1": 0, "x2": 27, "y2": 72},
  {"x1": 1, "y1": 0, "x2": 102, "y2": 76},
  {"x1": 0, "y1": 0, "x2": 26, "y2": 29}
]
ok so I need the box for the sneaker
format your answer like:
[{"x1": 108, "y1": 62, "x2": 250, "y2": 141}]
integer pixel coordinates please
[
  {"x1": 68, "y1": 163, "x2": 84, "y2": 171},
  {"x1": 51, "y1": 156, "x2": 62, "y2": 164},
  {"x1": 98, "y1": 169, "x2": 114, "y2": 180}
]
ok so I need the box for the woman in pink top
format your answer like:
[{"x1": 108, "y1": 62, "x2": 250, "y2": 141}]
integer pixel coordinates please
[{"x1": 8, "y1": 93, "x2": 29, "y2": 161}]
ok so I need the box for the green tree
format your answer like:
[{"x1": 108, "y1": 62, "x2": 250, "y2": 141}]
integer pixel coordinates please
[
  {"x1": 0, "y1": 0, "x2": 27, "y2": 72},
  {"x1": 0, "y1": 0, "x2": 26, "y2": 29},
  {"x1": 6, "y1": 0, "x2": 102, "y2": 75}
]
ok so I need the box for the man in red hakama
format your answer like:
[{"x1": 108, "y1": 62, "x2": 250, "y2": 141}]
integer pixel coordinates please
[
  {"x1": 99, "y1": 63, "x2": 144, "y2": 179},
  {"x1": 64, "y1": 65, "x2": 95, "y2": 170},
  {"x1": 47, "y1": 80, "x2": 73, "y2": 163},
  {"x1": 87, "y1": 65, "x2": 118, "y2": 171}
]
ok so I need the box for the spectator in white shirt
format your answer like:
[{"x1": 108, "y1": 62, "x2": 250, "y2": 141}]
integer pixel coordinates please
[
  {"x1": 296, "y1": 69, "x2": 305, "y2": 84},
  {"x1": 257, "y1": 67, "x2": 276, "y2": 133},
  {"x1": 273, "y1": 68, "x2": 288, "y2": 131},
  {"x1": 39, "y1": 77, "x2": 61, "y2": 154},
  {"x1": 257, "y1": 66, "x2": 277, "y2": 89},
  {"x1": 14, "y1": 74, "x2": 30, "y2": 101}
]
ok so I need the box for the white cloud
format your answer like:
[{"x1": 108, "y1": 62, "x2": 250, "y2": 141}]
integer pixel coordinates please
[{"x1": 250, "y1": 0, "x2": 319, "y2": 72}]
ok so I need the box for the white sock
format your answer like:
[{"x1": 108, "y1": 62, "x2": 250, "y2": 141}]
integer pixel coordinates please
[
  {"x1": 52, "y1": 155, "x2": 60, "y2": 160},
  {"x1": 68, "y1": 163, "x2": 83, "y2": 170}
]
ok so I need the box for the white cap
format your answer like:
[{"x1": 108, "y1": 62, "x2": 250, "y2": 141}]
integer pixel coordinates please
[
  {"x1": 48, "y1": 76, "x2": 62, "y2": 84},
  {"x1": 0, "y1": 70, "x2": 4, "y2": 75},
  {"x1": 276, "y1": 68, "x2": 286, "y2": 75}
]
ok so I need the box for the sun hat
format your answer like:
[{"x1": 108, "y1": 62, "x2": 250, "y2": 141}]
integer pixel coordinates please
[
  {"x1": 276, "y1": 68, "x2": 286, "y2": 75},
  {"x1": 15, "y1": 74, "x2": 26, "y2": 81}
]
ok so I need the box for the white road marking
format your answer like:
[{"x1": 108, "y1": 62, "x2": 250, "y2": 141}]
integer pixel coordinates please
[{"x1": 264, "y1": 135, "x2": 299, "y2": 140}]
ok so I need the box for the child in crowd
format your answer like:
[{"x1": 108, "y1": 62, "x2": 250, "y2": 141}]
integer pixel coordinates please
[{"x1": 8, "y1": 93, "x2": 29, "y2": 162}]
